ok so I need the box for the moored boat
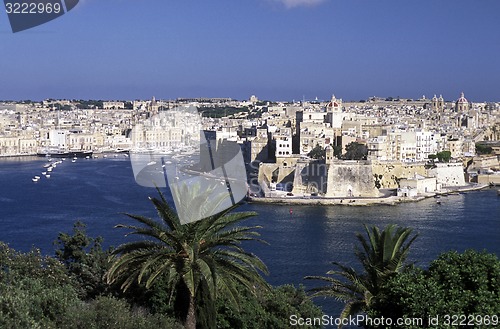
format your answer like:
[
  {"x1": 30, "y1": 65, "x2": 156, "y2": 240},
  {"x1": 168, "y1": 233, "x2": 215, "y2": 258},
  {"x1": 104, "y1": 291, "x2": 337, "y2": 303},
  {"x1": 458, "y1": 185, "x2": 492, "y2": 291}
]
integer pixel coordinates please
[{"x1": 37, "y1": 149, "x2": 93, "y2": 158}]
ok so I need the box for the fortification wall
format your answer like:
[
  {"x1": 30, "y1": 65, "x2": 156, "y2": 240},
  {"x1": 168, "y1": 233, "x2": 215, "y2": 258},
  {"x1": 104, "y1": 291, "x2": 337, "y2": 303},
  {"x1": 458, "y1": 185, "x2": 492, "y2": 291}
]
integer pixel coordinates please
[
  {"x1": 428, "y1": 163, "x2": 466, "y2": 186},
  {"x1": 326, "y1": 160, "x2": 382, "y2": 197},
  {"x1": 292, "y1": 161, "x2": 328, "y2": 195},
  {"x1": 371, "y1": 161, "x2": 427, "y2": 189},
  {"x1": 258, "y1": 163, "x2": 296, "y2": 187}
]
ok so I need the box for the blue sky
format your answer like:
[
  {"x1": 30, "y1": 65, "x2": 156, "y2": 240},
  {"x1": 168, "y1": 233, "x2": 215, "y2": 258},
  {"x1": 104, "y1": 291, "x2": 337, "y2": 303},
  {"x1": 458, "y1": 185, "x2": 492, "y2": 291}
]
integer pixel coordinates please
[{"x1": 1, "y1": 0, "x2": 500, "y2": 102}]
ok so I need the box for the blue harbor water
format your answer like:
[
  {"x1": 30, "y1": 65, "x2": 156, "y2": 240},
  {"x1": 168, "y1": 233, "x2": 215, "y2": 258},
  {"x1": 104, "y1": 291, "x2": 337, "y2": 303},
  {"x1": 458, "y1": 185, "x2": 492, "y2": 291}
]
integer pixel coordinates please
[{"x1": 0, "y1": 156, "x2": 499, "y2": 318}]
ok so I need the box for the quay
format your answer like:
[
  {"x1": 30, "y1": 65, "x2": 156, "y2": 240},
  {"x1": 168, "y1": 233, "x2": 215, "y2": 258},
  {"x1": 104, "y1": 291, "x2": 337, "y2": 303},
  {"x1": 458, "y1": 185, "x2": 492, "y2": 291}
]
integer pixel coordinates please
[{"x1": 247, "y1": 184, "x2": 489, "y2": 206}]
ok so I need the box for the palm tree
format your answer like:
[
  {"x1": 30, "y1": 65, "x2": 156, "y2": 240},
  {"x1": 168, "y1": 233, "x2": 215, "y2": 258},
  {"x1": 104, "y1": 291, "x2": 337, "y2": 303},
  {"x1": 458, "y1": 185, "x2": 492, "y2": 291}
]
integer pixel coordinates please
[
  {"x1": 305, "y1": 224, "x2": 417, "y2": 328},
  {"x1": 105, "y1": 189, "x2": 269, "y2": 329}
]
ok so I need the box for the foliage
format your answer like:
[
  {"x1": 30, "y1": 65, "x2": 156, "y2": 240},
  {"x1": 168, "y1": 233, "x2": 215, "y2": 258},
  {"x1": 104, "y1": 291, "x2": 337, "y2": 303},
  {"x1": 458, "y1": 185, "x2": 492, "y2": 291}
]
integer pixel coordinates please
[
  {"x1": 344, "y1": 142, "x2": 368, "y2": 160},
  {"x1": 199, "y1": 106, "x2": 249, "y2": 118},
  {"x1": 333, "y1": 145, "x2": 343, "y2": 159},
  {"x1": 106, "y1": 190, "x2": 270, "y2": 329},
  {"x1": 54, "y1": 221, "x2": 112, "y2": 299},
  {"x1": 59, "y1": 296, "x2": 183, "y2": 329},
  {"x1": 76, "y1": 100, "x2": 104, "y2": 109},
  {"x1": 216, "y1": 284, "x2": 323, "y2": 329},
  {"x1": 476, "y1": 143, "x2": 493, "y2": 155},
  {"x1": 308, "y1": 144, "x2": 326, "y2": 160},
  {"x1": 305, "y1": 224, "x2": 417, "y2": 328},
  {"x1": 428, "y1": 154, "x2": 437, "y2": 160},
  {"x1": 436, "y1": 150, "x2": 451, "y2": 163},
  {"x1": 368, "y1": 250, "x2": 500, "y2": 328},
  {"x1": 0, "y1": 243, "x2": 79, "y2": 328}
]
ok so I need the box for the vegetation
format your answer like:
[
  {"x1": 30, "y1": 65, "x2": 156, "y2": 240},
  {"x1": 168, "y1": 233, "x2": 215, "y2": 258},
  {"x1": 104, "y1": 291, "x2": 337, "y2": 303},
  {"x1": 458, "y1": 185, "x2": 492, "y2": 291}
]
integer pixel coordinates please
[
  {"x1": 3, "y1": 197, "x2": 497, "y2": 329},
  {"x1": 105, "y1": 190, "x2": 270, "y2": 329},
  {"x1": 305, "y1": 224, "x2": 418, "y2": 328},
  {"x1": 0, "y1": 243, "x2": 78, "y2": 328},
  {"x1": 54, "y1": 221, "x2": 111, "y2": 299},
  {"x1": 216, "y1": 284, "x2": 322, "y2": 329},
  {"x1": 476, "y1": 143, "x2": 493, "y2": 155},
  {"x1": 368, "y1": 250, "x2": 500, "y2": 328},
  {"x1": 75, "y1": 100, "x2": 104, "y2": 109},
  {"x1": 343, "y1": 142, "x2": 368, "y2": 160},
  {"x1": 308, "y1": 144, "x2": 326, "y2": 160},
  {"x1": 0, "y1": 206, "x2": 322, "y2": 328},
  {"x1": 199, "y1": 106, "x2": 249, "y2": 118},
  {"x1": 436, "y1": 150, "x2": 452, "y2": 163}
]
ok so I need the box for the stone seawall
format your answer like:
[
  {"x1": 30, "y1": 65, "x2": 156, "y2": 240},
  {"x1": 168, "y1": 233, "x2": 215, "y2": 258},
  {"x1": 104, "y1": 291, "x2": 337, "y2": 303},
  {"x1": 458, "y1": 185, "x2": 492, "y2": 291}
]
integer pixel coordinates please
[{"x1": 325, "y1": 160, "x2": 382, "y2": 198}]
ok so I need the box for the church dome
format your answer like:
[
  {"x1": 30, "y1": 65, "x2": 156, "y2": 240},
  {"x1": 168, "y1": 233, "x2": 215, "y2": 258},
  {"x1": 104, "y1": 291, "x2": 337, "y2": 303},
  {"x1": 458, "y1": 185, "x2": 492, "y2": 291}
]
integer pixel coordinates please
[{"x1": 456, "y1": 92, "x2": 468, "y2": 104}]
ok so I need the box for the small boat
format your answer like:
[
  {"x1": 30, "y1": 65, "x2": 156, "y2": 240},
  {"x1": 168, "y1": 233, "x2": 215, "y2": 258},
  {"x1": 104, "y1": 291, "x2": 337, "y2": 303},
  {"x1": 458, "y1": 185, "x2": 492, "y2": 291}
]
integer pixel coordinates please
[
  {"x1": 32, "y1": 177, "x2": 39, "y2": 182},
  {"x1": 34, "y1": 176, "x2": 40, "y2": 180},
  {"x1": 72, "y1": 159, "x2": 76, "y2": 163},
  {"x1": 42, "y1": 172, "x2": 47, "y2": 175},
  {"x1": 73, "y1": 157, "x2": 77, "y2": 160},
  {"x1": 43, "y1": 163, "x2": 51, "y2": 168},
  {"x1": 147, "y1": 161, "x2": 157, "y2": 166},
  {"x1": 47, "y1": 167, "x2": 53, "y2": 172},
  {"x1": 45, "y1": 174, "x2": 51, "y2": 178},
  {"x1": 85, "y1": 156, "x2": 90, "y2": 159},
  {"x1": 436, "y1": 200, "x2": 442, "y2": 205}
]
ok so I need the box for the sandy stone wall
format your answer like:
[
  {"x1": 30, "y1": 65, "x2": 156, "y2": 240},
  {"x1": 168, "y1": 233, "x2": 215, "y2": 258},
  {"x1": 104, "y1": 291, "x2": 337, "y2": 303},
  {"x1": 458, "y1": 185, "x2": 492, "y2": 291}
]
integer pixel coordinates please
[
  {"x1": 428, "y1": 162, "x2": 466, "y2": 186},
  {"x1": 371, "y1": 161, "x2": 427, "y2": 189},
  {"x1": 325, "y1": 160, "x2": 382, "y2": 197}
]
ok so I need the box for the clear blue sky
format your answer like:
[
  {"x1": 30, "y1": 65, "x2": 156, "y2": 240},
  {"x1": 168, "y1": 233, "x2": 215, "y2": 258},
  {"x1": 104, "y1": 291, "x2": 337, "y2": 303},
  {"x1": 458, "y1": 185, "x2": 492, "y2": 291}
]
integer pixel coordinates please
[{"x1": 1, "y1": 0, "x2": 500, "y2": 102}]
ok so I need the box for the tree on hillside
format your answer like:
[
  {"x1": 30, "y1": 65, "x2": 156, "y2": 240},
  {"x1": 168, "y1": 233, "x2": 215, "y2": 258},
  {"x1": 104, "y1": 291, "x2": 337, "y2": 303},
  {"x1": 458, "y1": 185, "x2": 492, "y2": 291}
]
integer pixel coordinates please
[
  {"x1": 308, "y1": 144, "x2": 326, "y2": 160},
  {"x1": 476, "y1": 143, "x2": 493, "y2": 155},
  {"x1": 305, "y1": 224, "x2": 418, "y2": 328},
  {"x1": 368, "y1": 250, "x2": 500, "y2": 329},
  {"x1": 344, "y1": 142, "x2": 368, "y2": 160},
  {"x1": 436, "y1": 150, "x2": 451, "y2": 163},
  {"x1": 105, "y1": 190, "x2": 269, "y2": 329},
  {"x1": 54, "y1": 221, "x2": 111, "y2": 299}
]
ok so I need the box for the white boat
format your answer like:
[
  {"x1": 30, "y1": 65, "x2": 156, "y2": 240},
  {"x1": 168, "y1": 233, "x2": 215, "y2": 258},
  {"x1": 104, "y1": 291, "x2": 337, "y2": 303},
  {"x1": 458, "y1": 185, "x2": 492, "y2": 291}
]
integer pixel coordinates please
[
  {"x1": 72, "y1": 159, "x2": 76, "y2": 163},
  {"x1": 85, "y1": 156, "x2": 90, "y2": 159},
  {"x1": 47, "y1": 167, "x2": 53, "y2": 172},
  {"x1": 32, "y1": 177, "x2": 39, "y2": 182},
  {"x1": 42, "y1": 172, "x2": 47, "y2": 175},
  {"x1": 147, "y1": 161, "x2": 157, "y2": 166},
  {"x1": 45, "y1": 174, "x2": 51, "y2": 178},
  {"x1": 34, "y1": 176, "x2": 41, "y2": 179},
  {"x1": 43, "y1": 164, "x2": 51, "y2": 168}
]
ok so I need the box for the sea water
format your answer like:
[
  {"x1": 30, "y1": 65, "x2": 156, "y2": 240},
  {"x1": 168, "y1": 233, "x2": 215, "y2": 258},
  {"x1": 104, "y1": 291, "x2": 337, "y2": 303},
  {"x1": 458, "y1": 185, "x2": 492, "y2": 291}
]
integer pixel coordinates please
[{"x1": 0, "y1": 156, "x2": 499, "y2": 318}]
